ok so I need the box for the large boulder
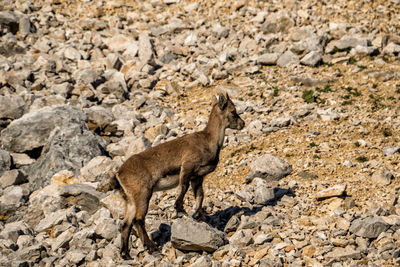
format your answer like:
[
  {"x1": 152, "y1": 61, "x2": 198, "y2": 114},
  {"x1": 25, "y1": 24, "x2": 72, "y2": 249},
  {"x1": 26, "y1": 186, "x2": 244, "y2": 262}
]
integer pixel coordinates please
[
  {"x1": 349, "y1": 217, "x2": 389, "y2": 239},
  {"x1": 171, "y1": 217, "x2": 227, "y2": 252},
  {"x1": 26, "y1": 123, "x2": 105, "y2": 191},
  {"x1": 0, "y1": 105, "x2": 87, "y2": 153}
]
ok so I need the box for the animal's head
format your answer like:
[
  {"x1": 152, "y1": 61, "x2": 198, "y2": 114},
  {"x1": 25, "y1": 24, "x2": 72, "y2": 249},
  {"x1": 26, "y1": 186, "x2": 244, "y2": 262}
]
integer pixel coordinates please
[{"x1": 212, "y1": 92, "x2": 245, "y2": 130}]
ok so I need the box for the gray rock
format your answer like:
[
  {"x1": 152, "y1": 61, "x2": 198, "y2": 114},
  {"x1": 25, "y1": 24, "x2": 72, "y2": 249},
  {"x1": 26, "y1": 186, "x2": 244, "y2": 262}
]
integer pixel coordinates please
[
  {"x1": 0, "y1": 221, "x2": 32, "y2": 243},
  {"x1": 331, "y1": 36, "x2": 370, "y2": 51},
  {"x1": 0, "y1": 185, "x2": 29, "y2": 217},
  {"x1": 325, "y1": 246, "x2": 362, "y2": 260},
  {"x1": 64, "y1": 46, "x2": 81, "y2": 61},
  {"x1": 0, "y1": 170, "x2": 27, "y2": 189},
  {"x1": 65, "y1": 250, "x2": 86, "y2": 265},
  {"x1": 18, "y1": 16, "x2": 34, "y2": 37},
  {"x1": 138, "y1": 32, "x2": 155, "y2": 67},
  {"x1": 383, "y1": 147, "x2": 400, "y2": 156},
  {"x1": 0, "y1": 105, "x2": 87, "y2": 153},
  {"x1": 277, "y1": 50, "x2": 299, "y2": 68},
  {"x1": 371, "y1": 168, "x2": 393, "y2": 185},
  {"x1": 350, "y1": 217, "x2": 389, "y2": 238},
  {"x1": 10, "y1": 244, "x2": 47, "y2": 263},
  {"x1": 253, "y1": 178, "x2": 276, "y2": 205},
  {"x1": 35, "y1": 208, "x2": 75, "y2": 233},
  {"x1": 84, "y1": 106, "x2": 114, "y2": 128},
  {"x1": 59, "y1": 184, "x2": 105, "y2": 214},
  {"x1": 0, "y1": 11, "x2": 18, "y2": 34},
  {"x1": 229, "y1": 229, "x2": 253, "y2": 246},
  {"x1": 270, "y1": 117, "x2": 291, "y2": 128},
  {"x1": 74, "y1": 69, "x2": 105, "y2": 88},
  {"x1": 171, "y1": 217, "x2": 227, "y2": 252},
  {"x1": 315, "y1": 185, "x2": 346, "y2": 200},
  {"x1": 383, "y1": 42, "x2": 400, "y2": 55},
  {"x1": 0, "y1": 149, "x2": 11, "y2": 176},
  {"x1": 189, "y1": 256, "x2": 212, "y2": 267},
  {"x1": 246, "y1": 154, "x2": 292, "y2": 183},
  {"x1": 94, "y1": 217, "x2": 119, "y2": 241},
  {"x1": 0, "y1": 95, "x2": 25, "y2": 120},
  {"x1": 50, "y1": 227, "x2": 75, "y2": 251},
  {"x1": 300, "y1": 51, "x2": 322, "y2": 66},
  {"x1": 256, "y1": 53, "x2": 279, "y2": 65},
  {"x1": 107, "y1": 135, "x2": 151, "y2": 158},
  {"x1": 80, "y1": 156, "x2": 119, "y2": 189},
  {"x1": 27, "y1": 123, "x2": 105, "y2": 191},
  {"x1": 254, "y1": 233, "x2": 274, "y2": 245}
]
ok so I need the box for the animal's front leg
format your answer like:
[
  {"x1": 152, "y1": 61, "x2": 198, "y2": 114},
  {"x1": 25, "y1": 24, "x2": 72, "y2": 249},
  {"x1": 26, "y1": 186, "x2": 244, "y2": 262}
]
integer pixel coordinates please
[
  {"x1": 173, "y1": 163, "x2": 192, "y2": 217},
  {"x1": 191, "y1": 176, "x2": 206, "y2": 221}
]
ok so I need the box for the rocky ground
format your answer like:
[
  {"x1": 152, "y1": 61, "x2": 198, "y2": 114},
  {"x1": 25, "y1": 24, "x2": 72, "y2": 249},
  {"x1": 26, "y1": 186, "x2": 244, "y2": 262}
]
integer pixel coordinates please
[{"x1": 0, "y1": 0, "x2": 400, "y2": 266}]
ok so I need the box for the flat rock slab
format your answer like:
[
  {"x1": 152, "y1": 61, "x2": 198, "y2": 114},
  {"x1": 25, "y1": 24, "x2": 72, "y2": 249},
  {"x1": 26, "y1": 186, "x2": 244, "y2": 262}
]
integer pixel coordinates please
[
  {"x1": 171, "y1": 217, "x2": 227, "y2": 253},
  {"x1": 349, "y1": 217, "x2": 390, "y2": 239},
  {"x1": 315, "y1": 185, "x2": 346, "y2": 200}
]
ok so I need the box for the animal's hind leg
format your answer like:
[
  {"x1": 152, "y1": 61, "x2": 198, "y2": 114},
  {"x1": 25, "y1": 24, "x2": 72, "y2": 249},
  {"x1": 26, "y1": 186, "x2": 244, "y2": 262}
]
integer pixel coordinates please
[
  {"x1": 120, "y1": 200, "x2": 137, "y2": 258},
  {"x1": 133, "y1": 188, "x2": 157, "y2": 252}
]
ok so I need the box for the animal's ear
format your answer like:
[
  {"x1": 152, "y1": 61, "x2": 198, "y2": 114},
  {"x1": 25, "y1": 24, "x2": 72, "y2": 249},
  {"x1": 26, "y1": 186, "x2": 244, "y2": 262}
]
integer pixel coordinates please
[{"x1": 217, "y1": 93, "x2": 228, "y2": 110}]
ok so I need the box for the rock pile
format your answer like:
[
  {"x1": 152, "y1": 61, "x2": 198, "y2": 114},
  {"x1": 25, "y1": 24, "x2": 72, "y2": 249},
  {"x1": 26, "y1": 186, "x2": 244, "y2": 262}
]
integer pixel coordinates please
[{"x1": 1, "y1": 0, "x2": 400, "y2": 266}]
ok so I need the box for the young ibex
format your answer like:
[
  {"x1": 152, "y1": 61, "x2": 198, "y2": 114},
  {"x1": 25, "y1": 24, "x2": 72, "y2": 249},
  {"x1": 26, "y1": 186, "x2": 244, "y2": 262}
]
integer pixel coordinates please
[{"x1": 116, "y1": 93, "x2": 245, "y2": 257}]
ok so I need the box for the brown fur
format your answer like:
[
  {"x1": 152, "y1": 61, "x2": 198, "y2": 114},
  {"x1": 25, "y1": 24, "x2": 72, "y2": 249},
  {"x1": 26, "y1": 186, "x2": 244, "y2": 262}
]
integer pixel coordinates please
[{"x1": 116, "y1": 93, "x2": 244, "y2": 257}]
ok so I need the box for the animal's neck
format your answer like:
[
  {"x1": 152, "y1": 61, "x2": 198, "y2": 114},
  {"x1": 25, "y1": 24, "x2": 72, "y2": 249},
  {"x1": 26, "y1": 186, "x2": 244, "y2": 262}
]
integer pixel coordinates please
[{"x1": 204, "y1": 105, "x2": 226, "y2": 152}]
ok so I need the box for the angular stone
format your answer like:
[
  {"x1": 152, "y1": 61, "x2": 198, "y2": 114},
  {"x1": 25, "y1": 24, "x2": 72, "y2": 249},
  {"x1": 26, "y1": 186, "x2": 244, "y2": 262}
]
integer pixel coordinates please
[
  {"x1": 189, "y1": 256, "x2": 212, "y2": 267},
  {"x1": 0, "y1": 105, "x2": 87, "y2": 153},
  {"x1": 383, "y1": 42, "x2": 400, "y2": 55},
  {"x1": 252, "y1": 178, "x2": 275, "y2": 205},
  {"x1": 138, "y1": 32, "x2": 155, "y2": 66},
  {"x1": 0, "y1": 221, "x2": 32, "y2": 243},
  {"x1": 35, "y1": 208, "x2": 74, "y2": 232},
  {"x1": 371, "y1": 168, "x2": 393, "y2": 185},
  {"x1": 51, "y1": 227, "x2": 75, "y2": 251},
  {"x1": 229, "y1": 229, "x2": 253, "y2": 246},
  {"x1": 300, "y1": 51, "x2": 322, "y2": 66},
  {"x1": 325, "y1": 246, "x2": 362, "y2": 260},
  {"x1": 256, "y1": 53, "x2": 279, "y2": 65},
  {"x1": 0, "y1": 95, "x2": 25, "y2": 120},
  {"x1": 383, "y1": 147, "x2": 400, "y2": 156},
  {"x1": 80, "y1": 156, "x2": 119, "y2": 190},
  {"x1": 59, "y1": 184, "x2": 105, "y2": 214},
  {"x1": 64, "y1": 46, "x2": 81, "y2": 61},
  {"x1": 349, "y1": 217, "x2": 389, "y2": 238},
  {"x1": 171, "y1": 217, "x2": 227, "y2": 252},
  {"x1": 0, "y1": 185, "x2": 29, "y2": 216},
  {"x1": 27, "y1": 123, "x2": 105, "y2": 191},
  {"x1": 100, "y1": 190, "x2": 125, "y2": 219},
  {"x1": 10, "y1": 244, "x2": 47, "y2": 263},
  {"x1": 315, "y1": 185, "x2": 346, "y2": 200},
  {"x1": 94, "y1": 217, "x2": 119, "y2": 241},
  {"x1": 246, "y1": 154, "x2": 292, "y2": 183},
  {"x1": 0, "y1": 11, "x2": 18, "y2": 34},
  {"x1": 107, "y1": 135, "x2": 151, "y2": 158},
  {"x1": 0, "y1": 149, "x2": 12, "y2": 176},
  {"x1": 0, "y1": 169, "x2": 27, "y2": 189},
  {"x1": 277, "y1": 50, "x2": 299, "y2": 68}
]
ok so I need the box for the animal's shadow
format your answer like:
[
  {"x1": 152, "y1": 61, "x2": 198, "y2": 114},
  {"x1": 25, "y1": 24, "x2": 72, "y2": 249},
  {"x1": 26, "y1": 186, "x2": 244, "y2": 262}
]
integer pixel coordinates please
[{"x1": 150, "y1": 187, "x2": 295, "y2": 248}]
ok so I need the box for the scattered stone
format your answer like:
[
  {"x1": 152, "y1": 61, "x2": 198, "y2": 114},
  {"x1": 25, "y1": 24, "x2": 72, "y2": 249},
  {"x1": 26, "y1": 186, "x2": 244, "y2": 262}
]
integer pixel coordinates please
[
  {"x1": 277, "y1": 50, "x2": 299, "y2": 68},
  {"x1": 171, "y1": 217, "x2": 227, "y2": 252},
  {"x1": 371, "y1": 168, "x2": 393, "y2": 185},
  {"x1": 315, "y1": 185, "x2": 346, "y2": 200},
  {"x1": 383, "y1": 147, "x2": 400, "y2": 156},
  {"x1": 0, "y1": 95, "x2": 25, "y2": 120},
  {"x1": 300, "y1": 51, "x2": 322, "y2": 66},
  {"x1": 0, "y1": 169, "x2": 27, "y2": 189}
]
